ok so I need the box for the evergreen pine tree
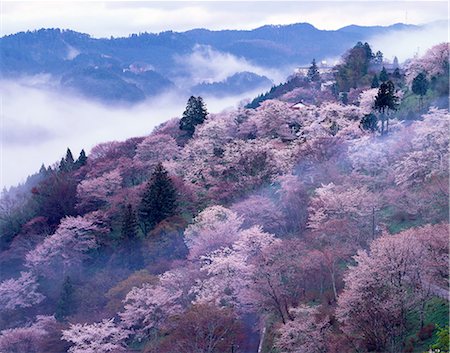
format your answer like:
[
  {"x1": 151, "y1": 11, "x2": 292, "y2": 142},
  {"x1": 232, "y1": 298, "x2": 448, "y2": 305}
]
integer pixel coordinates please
[
  {"x1": 65, "y1": 148, "x2": 74, "y2": 165},
  {"x1": 39, "y1": 164, "x2": 47, "y2": 175},
  {"x1": 179, "y1": 96, "x2": 208, "y2": 137},
  {"x1": 307, "y1": 58, "x2": 320, "y2": 82},
  {"x1": 360, "y1": 113, "x2": 378, "y2": 132},
  {"x1": 75, "y1": 149, "x2": 88, "y2": 168},
  {"x1": 412, "y1": 72, "x2": 429, "y2": 108},
  {"x1": 55, "y1": 276, "x2": 75, "y2": 321},
  {"x1": 393, "y1": 68, "x2": 401, "y2": 79},
  {"x1": 379, "y1": 67, "x2": 389, "y2": 82},
  {"x1": 371, "y1": 74, "x2": 379, "y2": 88},
  {"x1": 374, "y1": 80, "x2": 398, "y2": 135},
  {"x1": 120, "y1": 204, "x2": 143, "y2": 270},
  {"x1": 138, "y1": 163, "x2": 177, "y2": 235},
  {"x1": 59, "y1": 148, "x2": 75, "y2": 172}
]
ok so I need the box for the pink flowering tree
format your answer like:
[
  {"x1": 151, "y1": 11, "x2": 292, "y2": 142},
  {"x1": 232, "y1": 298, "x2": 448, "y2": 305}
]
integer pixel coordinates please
[
  {"x1": 393, "y1": 108, "x2": 449, "y2": 187},
  {"x1": 336, "y1": 224, "x2": 448, "y2": 352},
  {"x1": 76, "y1": 170, "x2": 123, "y2": 211},
  {"x1": 405, "y1": 42, "x2": 449, "y2": 85},
  {"x1": 192, "y1": 226, "x2": 279, "y2": 312},
  {"x1": 25, "y1": 215, "x2": 102, "y2": 277},
  {"x1": 134, "y1": 134, "x2": 180, "y2": 169},
  {"x1": 231, "y1": 195, "x2": 285, "y2": 234},
  {"x1": 120, "y1": 270, "x2": 187, "y2": 338},
  {"x1": 0, "y1": 315, "x2": 56, "y2": 353},
  {"x1": 275, "y1": 305, "x2": 332, "y2": 353},
  {"x1": 62, "y1": 318, "x2": 130, "y2": 353},
  {"x1": 0, "y1": 271, "x2": 44, "y2": 311},
  {"x1": 308, "y1": 182, "x2": 378, "y2": 245},
  {"x1": 184, "y1": 206, "x2": 243, "y2": 260}
]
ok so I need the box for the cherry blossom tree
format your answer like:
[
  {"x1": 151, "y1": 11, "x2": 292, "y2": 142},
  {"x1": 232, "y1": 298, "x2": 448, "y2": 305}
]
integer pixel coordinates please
[
  {"x1": 192, "y1": 226, "x2": 279, "y2": 311},
  {"x1": 231, "y1": 195, "x2": 285, "y2": 234},
  {"x1": 393, "y1": 108, "x2": 449, "y2": 187},
  {"x1": 405, "y1": 43, "x2": 449, "y2": 85},
  {"x1": 134, "y1": 134, "x2": 180, "y2": 168},
  {"x1": 184, "y1": 206, "x2": 243, "y2": 260},
  {"x1": 76, "y1": 170, "x2": 123, "y2": 211},
  {"x1": 0, "y1": 271, "x2": 44, "y2": 311},
  {"x1": 336, "y1": 224, "x2": 448, "y2": 352},
  {"x1": 0, "y1": 315, "x2": 56, "y2": 353},
  {"x1": 308, "y1": 182, "x2": 378, "y2": 245},
  {"x1": 275, "y1": 305, "x2": 332, "y2": 353},
  {"x1": 120, "y1": 270, "x2": 188, "y2": 337},
  {"x1": 62, "y1": 318, "x2": 130, "y2": 353},
  {"x1": 25, "y1": 215, "x2": 102, "y2": 276},
  {"x1": 276, "y1": 175, "x2": 309, "y2": 233}
]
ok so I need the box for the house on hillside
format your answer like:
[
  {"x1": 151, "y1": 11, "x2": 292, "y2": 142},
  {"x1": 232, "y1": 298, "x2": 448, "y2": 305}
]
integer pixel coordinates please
[{"x1": 290, "y1": 100, "x2": 310, "y2": 110}]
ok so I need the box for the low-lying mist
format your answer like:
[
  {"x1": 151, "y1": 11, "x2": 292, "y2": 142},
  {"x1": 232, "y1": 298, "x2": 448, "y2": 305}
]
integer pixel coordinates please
[
  {"x1": 0, "y1": 79, "x2": 268, "y2": 189},
  {"x1": 369, "y1": 20, "x2": 447, "y2": 62}
]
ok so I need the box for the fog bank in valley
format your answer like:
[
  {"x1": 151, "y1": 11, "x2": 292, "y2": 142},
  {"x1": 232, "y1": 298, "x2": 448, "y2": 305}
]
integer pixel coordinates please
[{"x1": 0, "y1": 80, "x2": 265, "y2": 189}]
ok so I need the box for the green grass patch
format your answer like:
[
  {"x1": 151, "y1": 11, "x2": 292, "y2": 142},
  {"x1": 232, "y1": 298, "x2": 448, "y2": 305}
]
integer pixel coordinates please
[{"x1": 404, "y1": 298, "x2": 449, "y2": 353}]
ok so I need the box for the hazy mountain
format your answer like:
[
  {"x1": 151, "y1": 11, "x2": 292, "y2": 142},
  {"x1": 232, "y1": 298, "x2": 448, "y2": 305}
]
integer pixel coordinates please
[
  {"x1": 0, "y1": 22, "x2": 419, "y2": 103},
  {"x1": 191, "y1": 71, "x2": 272, "y2": 97}
]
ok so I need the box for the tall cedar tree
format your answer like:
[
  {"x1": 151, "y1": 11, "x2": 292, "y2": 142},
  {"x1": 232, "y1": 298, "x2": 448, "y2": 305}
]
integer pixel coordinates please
[
  {"x1": 75, "y1": 149, "x2": 88, "y2": 168},
  {"x1": 412, "y1": 72, "x2": 429, "y2": 108},
  {"x1": 120, "y1": 204, "x2": 143, "y2": 269},
  {"x1": 138, "y1": 163, "x2": 177, "y2": 235},
  {"x1": 360, "y1": 113, "x2": 378, "y2": 132},
  {"x1": 371, "y1": 74, "x2": 379, "y2": 88},
  {"x1": 55, "y1": 276, "x2": 75, "y2": 321},
  {"x1": 379, "y1": 66, "x2": 389, "y2": 82},
  {"x1": 179, "y1": 96, "x2": 208, "y2": 137},
  {"x1": 307, "y1": 58, "x2": 320, "y2": 82},
  {"x1": 59, "y1": 148, "x2": 75, "y2": 172},
  {"x1": 374, "y1": 80, "x2": 398, "y2": 135}
]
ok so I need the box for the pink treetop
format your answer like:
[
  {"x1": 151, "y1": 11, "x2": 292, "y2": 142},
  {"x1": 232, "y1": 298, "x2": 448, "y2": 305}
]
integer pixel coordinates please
[
  {"x1": 62, "y1": 318, "x2": 131, "y2": 353},
  {"x1": 405, "y1": 42, "x2": 449, "y2": 85},
  {"x1": 336, "y1": 224, "x2": 448, "y2": 351},
  {"x1": 184, "y1": 206, "x2": 243, "y2": 259},
  {"x1": 308, "y1": 182, "x2": 376, "y2": 230},
  {"x1": 275, "y1": 305, "x2": 331, "y2": 353},
  {"x1": 394, "y1": 108, "x2": 449, "y2": 186},
  {"x1": 231, "y1": 195, "x2": 285, "y2": 234},
  {"x1": 25, "y1": 215, "x2": 101, "y2": 275},
  {"x1": 134, "y1": 134, "x2": 180, "y2": 167},
  {"x1": 0, "y1": 315, "x2": 56, "y2": 353},
  {"x1": 120, "y1": 271, "x2": 184, "y2": 336},
  {"x1": 76, "y1": 170, "x2": 123, "y2": 209},
  {"x1": 0, "y1": 271, "x2": 44, "y2": 311},
  {"x1": 192, "y1": 226, "x2": 279, "y2": 311}
]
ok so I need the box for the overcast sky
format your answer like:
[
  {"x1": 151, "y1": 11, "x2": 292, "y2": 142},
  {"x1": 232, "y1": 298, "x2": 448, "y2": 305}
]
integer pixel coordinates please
[{"x1": 1, "y1": 1, "x2": 448, "y2": 37}]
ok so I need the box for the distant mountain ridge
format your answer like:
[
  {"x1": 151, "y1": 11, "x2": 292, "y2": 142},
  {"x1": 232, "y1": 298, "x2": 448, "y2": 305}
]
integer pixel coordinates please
[{"x1": 0, "y1": 22, "x2": 419, "y2": 103}]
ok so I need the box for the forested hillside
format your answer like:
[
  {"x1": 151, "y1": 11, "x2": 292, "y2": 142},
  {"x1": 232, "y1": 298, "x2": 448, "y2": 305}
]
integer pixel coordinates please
[{"x1": 0, "y1": 42, "x2": 448, "y2": 353}]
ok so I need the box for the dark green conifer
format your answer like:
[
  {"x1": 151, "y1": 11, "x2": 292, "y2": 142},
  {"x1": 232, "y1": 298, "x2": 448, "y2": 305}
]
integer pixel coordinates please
[
  {"x1": 138, "y1": 163, "x2": 177, "y2": 235},
  {"x1": 121, "y1": 204, "x2": 143, "y2": 269},
  {"x1": 179, "y1": 96, "x2": 208, "y2": 137},
  {"x1": 374, "y1": 80, "x2": 398, "y2": 135},
  {"x1": 55, "y1": 276, "x2": 75, "y2": 321},
  {"x1": 371, "y1": 74, "x2": 379, "y2": 88},
  {"x1": 412, "y1": 72, "x2": 429, "y2": 108},
  {"x1": 307, "y1": 58, "x2": 320, "y2": 82},
  {"x1": 75, "y1": 149, "x2": 88, "y2": 168},
  {"x1": 379, "y1": 67, "x2": 389, "y2": 82}
]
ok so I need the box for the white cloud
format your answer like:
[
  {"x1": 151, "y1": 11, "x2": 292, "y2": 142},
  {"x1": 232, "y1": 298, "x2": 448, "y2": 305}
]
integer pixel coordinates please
[
  {"x1": 173, "y1": 45, "x2": 285, "y2": 87},
  {"x1": 368, "y1": 20, "x2": 448, "y2": 62}
]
